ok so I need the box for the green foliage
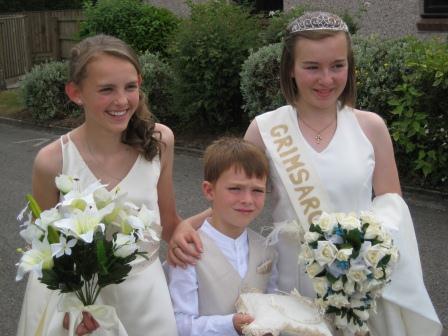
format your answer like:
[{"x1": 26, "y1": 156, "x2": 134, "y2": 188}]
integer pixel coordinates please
[
  {"x1": 170, "y1": 0, "x2": 261, "y2": 131},
  {"x1": 240, "y1": 42, "x2": 285, "y2": 118},
  {"x1": 21, "y1": 61, "x2": 81, "y2": 121},
  {"x1": 260, "y1": 5, "x2": 362, "y2": 45},
  {"x1": 355, "y1": 36, "x2": 448, "y2": 187},
  {"x1": 139, "y1": 51, "x2": 176, "y2": 124},
  {"x1": 80, "y1": 0, "x2": 179, "y2": 56},
  {"x1": 259, "y1": 5, "x2": 309, "y2": 45}
]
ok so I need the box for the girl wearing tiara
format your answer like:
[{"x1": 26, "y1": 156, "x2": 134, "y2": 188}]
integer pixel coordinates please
[
  {"x1": 17, "y1": 34, "x2": 179, "y2": 336},
  {"x1": 169, "y1": 11, "x2": 442, "y2": 336}
]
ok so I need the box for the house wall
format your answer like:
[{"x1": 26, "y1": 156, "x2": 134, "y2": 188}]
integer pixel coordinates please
[{"x1": 146, "y1": 0, "x2": 447, "y2": 38}]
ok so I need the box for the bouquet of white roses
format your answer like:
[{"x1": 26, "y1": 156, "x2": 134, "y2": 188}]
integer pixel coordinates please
[
  {"x1": 300, "y1": 211, "x2": 398, "y2": 335},
  {"x1": 16, "y1": 174, "x2": 161, "y2": 310}
]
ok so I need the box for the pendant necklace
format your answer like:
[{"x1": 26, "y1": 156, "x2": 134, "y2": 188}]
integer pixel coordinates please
[{"x1": 298, "y1": 115, "x2": 336, "y2": 144}]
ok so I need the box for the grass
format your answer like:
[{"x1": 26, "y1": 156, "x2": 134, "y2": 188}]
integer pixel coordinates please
[{"x1": 0, "y1": 89, "x2": 25, "y2": 116}]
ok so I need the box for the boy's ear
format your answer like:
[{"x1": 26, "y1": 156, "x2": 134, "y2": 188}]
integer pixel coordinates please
[
  {"x1": 202, "y1": 181, "x2": 215, "y2": 202},
  {"x1": 65, "y1": 82, "x2": 83, "y2": 106}
]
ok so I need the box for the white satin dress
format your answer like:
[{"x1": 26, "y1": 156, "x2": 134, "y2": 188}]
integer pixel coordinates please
[
  {"x1": 16, "y1": 134, "x2": 178, "y2": 336},
  {"x1": 256, "y1": 106, "x2": 442, "y2": 336}
]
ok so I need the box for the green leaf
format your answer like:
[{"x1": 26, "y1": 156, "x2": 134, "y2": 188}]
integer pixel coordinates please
[
  {"x1": 26, "y1": 194, "x2": 42, "y2": 218},
  {"x1": 96, "y1": 238, "x2": 108, "y2": 275},
  {"x1": 47, "y1": 225, "x2": 59, "y2": 244}
]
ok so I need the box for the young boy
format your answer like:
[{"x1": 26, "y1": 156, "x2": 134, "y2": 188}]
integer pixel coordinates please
[{"x1": 167, "y1": 137, "x2": 278, "y2": 336}]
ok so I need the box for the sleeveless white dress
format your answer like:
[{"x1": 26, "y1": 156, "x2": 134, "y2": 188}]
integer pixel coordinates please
[
  {"x1": 17, "y1": 134, "x2": 178, "y2": 336},
  {"x1": 256, "y1": 106, "x2": 442, "y2": 336},
  {"x1": 259, "y1": 106, "x2": 374, "y2": 296}
]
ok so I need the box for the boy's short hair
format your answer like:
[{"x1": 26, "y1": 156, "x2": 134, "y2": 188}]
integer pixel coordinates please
[{"x1": 203, "y1": 137, "x2": 269, "y2": 183}]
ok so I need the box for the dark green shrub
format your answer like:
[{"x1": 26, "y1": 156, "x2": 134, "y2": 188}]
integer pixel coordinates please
[
  {"x1": 240, "y1": 42, "x2": 284, "y2": 118},
  {"x1": 21, "y1": 61, "x2": 81, "y2": 121},
  {"x1": 80, "y1": 0, "x2": 179, "y2": 57},
  {"x1": 386, "y1": 38, "x2": 448, "y2": 187},
  {"x1": 139, "y1": 51, "x2": 175, "y2": 124},
  {"x1": 170, "y1": 0, "x2": 261, "y2": 131}
]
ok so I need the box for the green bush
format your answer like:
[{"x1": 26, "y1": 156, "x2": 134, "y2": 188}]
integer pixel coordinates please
[
  {"x1": 139, "y1": 51, "x2": 175, "y2": 124},
  {"x1": 80, "y1": 0, "x2": 179, "y2": 57},
  {"x1": 387, "y1": 38, "x2": 448, "y2": 186},
  {"x1": 21, "y1": 61, "x2": 81, "y2": 121},
  {"x1": 170, "y1": 0, "x2": 261, "y2": 131},
  {"x1": 240, "y1": 42, "x2": 284, "y2": 118}
]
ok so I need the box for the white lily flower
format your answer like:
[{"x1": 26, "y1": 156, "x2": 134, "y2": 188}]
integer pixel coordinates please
[
  {"x1": 36, "y1": 208, "x2": 62, "y2": 231},
  {"x1": 16, "y1": 239, "x2": 54, "y2": 281},
  {"x1": 60, "y1": 180, "x2": 106, "y2": 209},
  {"x1": 53, "y1": 210, "x2": 105, "y2": 243},
  {"x1": 137, "y1": 205, "x2": 161, "y2": 241},
  {"x1": 113, "y1": 233, "x2": 137, "y2": 258},
  {"x1": 51, "y1": 236, "x2": 77, "y2": 258},
  {"x1": 19, "y1": 224, "x2": 44, "y2": 244},
  {"x1": 55, "y1": 174, "x2": 76, "y2": 194}
]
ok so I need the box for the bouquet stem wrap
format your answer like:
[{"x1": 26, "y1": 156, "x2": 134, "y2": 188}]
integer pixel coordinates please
[{"x1": 40, "y1": 293, "x2": 128, "y2": 336}]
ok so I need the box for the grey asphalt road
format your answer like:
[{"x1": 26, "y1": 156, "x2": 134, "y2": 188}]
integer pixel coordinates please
[{"x1": 1, "y1": 121, "x2": 446, "y2": 335}]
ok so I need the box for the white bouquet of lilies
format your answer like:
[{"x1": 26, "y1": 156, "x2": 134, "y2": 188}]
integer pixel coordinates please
[
  {"x1": 300, "y1": 211, "x2": 399, "y2": 335},
  {"x1": 16, "y1": 174, "x2": 161, "y2": 333}
]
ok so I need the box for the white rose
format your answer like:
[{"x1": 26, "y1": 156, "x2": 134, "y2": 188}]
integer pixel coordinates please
[
  {"x1": 331, "y1": 278, "x2": 344, "y2": 292},
  {"x1": 373, "y1": 267, "x2": 384, "y2": 279},
  {"x1": 312, "y1": 277, "x2": 329, "y2": 297},
  {"x1": 335, "y1": 212, "x2": 347, "y2": 223},
  {"x1": 315, "y1": 212, "x2": 337, "y2": 233},
  {"x1": 304, "y1": 231, "x2": 320, "y2": 243},
  {"x1": 315, "y1": 297, "x2": 329, "y2": 311},
  {"x1": 347, "y1": 265, "x2": 368, "y2": 283},
  {"x1": 336, "y1": 247, "x2": 353, "y2": 261},
  {"x1": 327, "y1": 293, "x2": 350, "y2": 308},
  {"x1": 353, "y1": 309, "x2": 370, "y2": 321},
  {"x1": 381, "y1": 233, "x2": 393, "y2": 248},
  {"x1": 366, "y1": 279, "x2": 384, "y2": 292},
  {"x1": 306, "y1": 262, "x2": 324, "y2": 278},
  {"x1": 55, "y1": 174, "x2": 75, "y2": 194},
  {"x1": 344, "y1": 279, "x2": 355, "y2": 295},
  {"x1": 364, "y1": 222, "x2": 383, "y2": 240},
  {"x1": 315, "y1": 241, "x2": 338, "y2": 266},
  {"x1": 299, "y1": 244, "x2": 315, "y2": 263},
  {"x1": 360, "y1": 211, "x2": 379, "y2": 225},
  {"x1": 334, "y1": 315, "x2": 348, "y2": 329},
  {"x1": 390, "y1": 247, "x2": 399, "y2": 263},
  {"x1": 339, "y1": 214, "x2": 361, "y2": 231},
  {"x1": 363, "y1": 244, "x2": 386, "y2": 267}
]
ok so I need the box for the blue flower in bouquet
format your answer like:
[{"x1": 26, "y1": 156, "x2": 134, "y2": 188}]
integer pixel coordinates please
[{"x1": 299, "y1": 211, "x2": 399, "y2": 334}]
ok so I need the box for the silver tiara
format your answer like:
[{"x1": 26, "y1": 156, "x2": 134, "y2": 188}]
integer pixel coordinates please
[{"x1": 288, "y1": 11, "x2": 349, "y2": 34}]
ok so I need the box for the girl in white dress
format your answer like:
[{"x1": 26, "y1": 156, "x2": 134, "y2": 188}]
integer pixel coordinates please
[
  {"x1": 17, "y1": 34, "x2": 179, "y2": 336},
  {"x1": 168, "y1": 12, "x2": 442, "y2": 336}
]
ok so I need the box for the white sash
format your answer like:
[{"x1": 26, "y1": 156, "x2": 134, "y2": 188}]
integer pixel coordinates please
[{"x1": 256, "y1": 105, "x2": 333, "y2": 231}]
